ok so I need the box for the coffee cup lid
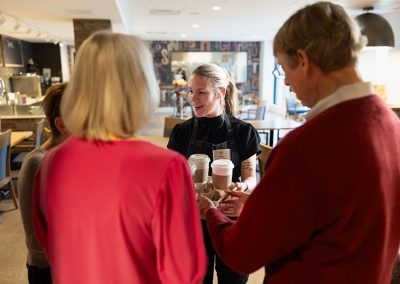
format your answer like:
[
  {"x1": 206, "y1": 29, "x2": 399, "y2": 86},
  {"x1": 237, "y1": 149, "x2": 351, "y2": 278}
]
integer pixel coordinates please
[
  {"x1": 211, "y1": 159, "x2": 234, "y2": 169},
  {"x1": 188, "y1": 154, "x2": 210, "y2": 162}
]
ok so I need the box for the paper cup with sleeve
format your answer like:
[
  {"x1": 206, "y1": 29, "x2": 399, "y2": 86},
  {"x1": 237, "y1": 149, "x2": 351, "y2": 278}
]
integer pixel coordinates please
[
  {"x1": 211, "y1": 159, "x2": 234, "y2": 190},
  {"x1": 188, "y1": 154, "x2": 210, "y2": 188}
]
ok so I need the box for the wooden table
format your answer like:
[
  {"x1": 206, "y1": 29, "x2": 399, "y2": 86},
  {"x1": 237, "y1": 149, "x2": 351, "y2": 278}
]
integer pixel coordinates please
[
  {"x1": 139, "y1": 136, "x2": 169, "y2": 148},
  {"x1": 247, "y1": 118, "x2": 302, "y2": 146},
  {"x1": 11, "y1": 131, "x2": 33, "y2": 147}
]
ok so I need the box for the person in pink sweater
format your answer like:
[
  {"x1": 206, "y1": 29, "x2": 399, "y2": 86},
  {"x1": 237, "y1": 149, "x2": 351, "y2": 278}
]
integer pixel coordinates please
[
  {"x1": 32, "y1": 31, "x2": 206, "y2": 284},
  {"x1": 198, "y1": 2, "x2": 400, "y2": 283}
]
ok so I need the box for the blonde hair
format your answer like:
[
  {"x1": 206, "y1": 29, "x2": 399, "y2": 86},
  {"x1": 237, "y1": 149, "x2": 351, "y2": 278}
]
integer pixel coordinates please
[
  {"x1": 61, "y1": 31, "x2": 159, "y2": 140},
  {"x1": 192, "y1": 63, "x2": 237, "y2": 116},
  {"x1": 273, "y1": 1, "x2": 366, "y2": 72}
]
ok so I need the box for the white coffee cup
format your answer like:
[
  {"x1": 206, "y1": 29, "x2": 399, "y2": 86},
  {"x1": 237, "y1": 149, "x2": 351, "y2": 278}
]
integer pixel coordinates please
[
  {"x1": 188, "y1": 154, "x2": 210, "y2": 186},
  {"x1": 211, "y1": 159, "x2": 234, "y2": 190}
]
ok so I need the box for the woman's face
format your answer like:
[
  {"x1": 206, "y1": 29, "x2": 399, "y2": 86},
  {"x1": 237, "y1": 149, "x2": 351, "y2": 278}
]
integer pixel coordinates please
[{"x1": 188, "y1": 74, "x2": 223, "y2": 118}]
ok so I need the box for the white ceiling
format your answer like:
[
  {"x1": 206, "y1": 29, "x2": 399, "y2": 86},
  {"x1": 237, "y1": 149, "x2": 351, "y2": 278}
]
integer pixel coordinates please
[{"x1": 0, "y1": 0, "x2": 399, "y2": 45}]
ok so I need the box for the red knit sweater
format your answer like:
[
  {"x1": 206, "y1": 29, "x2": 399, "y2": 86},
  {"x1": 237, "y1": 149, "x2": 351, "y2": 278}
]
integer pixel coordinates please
[{"x1": 207, "y1": 95, "x2": 400, "y2": 283}]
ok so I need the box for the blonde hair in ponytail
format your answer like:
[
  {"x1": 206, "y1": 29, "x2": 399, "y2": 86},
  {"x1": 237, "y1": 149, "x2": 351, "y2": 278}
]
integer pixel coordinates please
[{"x1": 192, "y1": 63, "x2": 238, "y2": 116}]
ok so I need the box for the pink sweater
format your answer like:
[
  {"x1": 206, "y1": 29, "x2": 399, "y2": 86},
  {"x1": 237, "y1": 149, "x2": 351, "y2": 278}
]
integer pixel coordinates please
[
  {"x1": 33, "y1": 137, "x2": 206, "y2": 284},
  {"x1": 207, "y1": 95, "x2": 400, "y2": 283}
]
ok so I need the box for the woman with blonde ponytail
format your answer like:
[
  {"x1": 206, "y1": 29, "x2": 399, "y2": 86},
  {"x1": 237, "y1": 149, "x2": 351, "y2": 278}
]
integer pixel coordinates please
[{"x1": 168, "y1": 63, "x2": 261, "y2": 284}]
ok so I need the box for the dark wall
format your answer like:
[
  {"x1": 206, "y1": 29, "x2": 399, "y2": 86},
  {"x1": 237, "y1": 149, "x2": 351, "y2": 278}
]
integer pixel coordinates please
[
  {"x1": 0, "y1": 35, "x2": 61, "y2": 93},
  {"x1": 0, "y1": 35, "x2": 31, "y2": 92},
  {"x1": 31, "y1": 43, "x2": 62, "y2": 79}
]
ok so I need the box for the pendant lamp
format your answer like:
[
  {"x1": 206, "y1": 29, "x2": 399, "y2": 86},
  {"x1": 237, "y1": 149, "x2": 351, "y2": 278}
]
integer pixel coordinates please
[{"x1": 355, "y1": 7, "x2": 395, "y2": 47}]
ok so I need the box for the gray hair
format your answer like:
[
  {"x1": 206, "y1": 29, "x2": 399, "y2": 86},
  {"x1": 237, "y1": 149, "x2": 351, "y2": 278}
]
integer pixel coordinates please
[{"x1": 273, "y1": 1, "x2": 366, "y2": 72}]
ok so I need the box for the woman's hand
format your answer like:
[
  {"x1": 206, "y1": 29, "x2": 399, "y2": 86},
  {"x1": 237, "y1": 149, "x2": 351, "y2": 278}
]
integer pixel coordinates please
[
  {"x1": 197, "y1": 194, "x2": 216, "y2": 218},
  {"x1": 218, "y1": 191, "x2": 250, "y2": 217},
  {"x1": 231, "y1": 181, "x2": 248, "y2": 192}
]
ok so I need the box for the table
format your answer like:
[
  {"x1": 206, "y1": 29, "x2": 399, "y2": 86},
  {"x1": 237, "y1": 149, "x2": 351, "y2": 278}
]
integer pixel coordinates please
[
  {"x1": 247, "y1": 118, "x2": 302, "y2": 146},
  {"x1": 139, "y1": 136, "x2": 169, "y2": 148},
  {"x1": 11, "y1": 131, "x2": 33, "y2": 147}
]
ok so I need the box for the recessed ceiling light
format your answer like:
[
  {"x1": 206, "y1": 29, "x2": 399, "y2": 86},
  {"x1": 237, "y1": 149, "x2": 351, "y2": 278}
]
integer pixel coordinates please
[
  {"x1": 192, "y1": 24, "x2": 199, "y2": 28},
  {"x1": 212, "y1": 6, "x2": 221, "y2": 11},
  {"x1": 252, "y1": 34, "x2": 259, "y2": 39},
  {"x1": 181, "y1": 34, "x2": 187, "y2": 38},
  {"x1": 149, "y1": 9, "x2": 181, "y2": 16}
]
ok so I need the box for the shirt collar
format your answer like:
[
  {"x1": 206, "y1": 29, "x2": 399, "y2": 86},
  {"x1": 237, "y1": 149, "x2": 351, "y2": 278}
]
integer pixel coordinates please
[{"x1": 305, "y1": 82, "x2": 375, "y2": 121}]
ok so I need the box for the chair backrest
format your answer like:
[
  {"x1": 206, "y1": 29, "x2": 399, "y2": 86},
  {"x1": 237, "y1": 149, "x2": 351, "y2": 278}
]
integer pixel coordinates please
[
  {"x1": 256, "y1": 100, "x2": 267, "y2": 120},
  {"x1": 258, "y1": 143, "x2": 273, "y2": 179},
  {"x1": 163, "y1": 116, "x2": 186, "y2": 137},
  {"x1": 285, "y1": 96, "x2": 297, "y2": 115},
  {"x1": 0, "y1": 129, "x2": 12, "y2": 180},
  {"x1": 33, "y1": 119, "x2": 45, "y2": 148},
  {"x1": 285, "y1": 96, "x2": 309, "y2": 117}
]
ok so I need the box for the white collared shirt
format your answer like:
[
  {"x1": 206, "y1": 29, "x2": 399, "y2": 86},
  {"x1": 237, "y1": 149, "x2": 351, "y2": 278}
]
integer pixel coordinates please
[{"x1": 306, "y1": 82, "x2": 375, "y2": 121}]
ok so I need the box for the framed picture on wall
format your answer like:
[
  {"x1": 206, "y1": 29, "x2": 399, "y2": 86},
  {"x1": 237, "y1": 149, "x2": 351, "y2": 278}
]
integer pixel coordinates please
[{"x1": 1, "y1": 36, "x2": 23, "y2": 67}]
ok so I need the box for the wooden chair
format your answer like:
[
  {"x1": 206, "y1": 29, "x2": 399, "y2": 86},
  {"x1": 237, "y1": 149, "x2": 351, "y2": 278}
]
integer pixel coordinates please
[
  {"x1": 12, "y1": 119, "x2": 45, "y2": 153},
  {"x1": 11, "y1": 119, "x2": 45, "y2": 179},
  {"x1": 163, "y1": 116, "x2": 186, "y2": 138},
  {"x1": 0, "y1": 129, "x2": 18, "y2": 209},
  {"x1": 285, "y1": 96, "x2": 309, "y2": 119},
  {"x1": 258, "y1": 143, "x2": 273, "y2": 179},
  {"x1": 245, "y1": 100, "x2": 268, "y2": 143}
]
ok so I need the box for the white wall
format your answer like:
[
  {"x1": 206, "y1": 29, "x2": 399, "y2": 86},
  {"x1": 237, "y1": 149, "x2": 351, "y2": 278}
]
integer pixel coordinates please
[{"x1": 259, "y1": 40, "x2": 286, "y2": 114}]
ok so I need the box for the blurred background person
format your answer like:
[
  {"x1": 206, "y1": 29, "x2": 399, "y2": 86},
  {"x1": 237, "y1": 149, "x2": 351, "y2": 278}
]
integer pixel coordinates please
[
  {"x1": 26, "y1": 58, "x2": 39, "y2": 74},
  {"x1": 32, "y1": 31, "x2": 206, "y2": 284},
  {"x1": 19, "y1": 83, "x2": 68, "y2": 284},
  {"x1": 198, "y1": 2, "x2": 400, "y2": 283},
  {"x1": 168, "y1": 63, "x2": 260, "y2": 284}
]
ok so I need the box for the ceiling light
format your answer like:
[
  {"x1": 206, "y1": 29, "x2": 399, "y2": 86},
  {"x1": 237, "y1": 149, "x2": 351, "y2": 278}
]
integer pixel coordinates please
[
  {"x1": 355, "y1": 7, "x2": 395, "y2": 47},
  {"x1": 181, "y1": 34, "x2": 187, "y2": 38},
  {"x1": 212, "y1": 6, "x2": 221, "y2": 11},
  {"x1": 192, "y1": 24, "x2": 199, "y2": 28}
]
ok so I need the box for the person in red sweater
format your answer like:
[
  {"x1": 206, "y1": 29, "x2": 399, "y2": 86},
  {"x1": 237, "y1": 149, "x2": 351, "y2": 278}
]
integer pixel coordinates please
[
  {"x1": 32, "y1": 31, "x2": 206, "y2": 284},
  {"x1": 198, "y1": 2, "x2": 400, "y2": 283}
]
